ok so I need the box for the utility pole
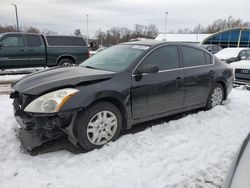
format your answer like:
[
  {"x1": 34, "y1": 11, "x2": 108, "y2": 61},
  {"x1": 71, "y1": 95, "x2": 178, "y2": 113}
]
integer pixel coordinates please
[
  {"x1": 86, "y1": 14, "x2": 89, "y2": 43},
  {"x1": 11, "y1": 3, "x2": 19, "y2": 32},
  {"x1": 99, "y1": 28, "x2": 103, "y2": 46},
  {"x1": 164, "y1": 11, "x2": 168, "y2": 41}
]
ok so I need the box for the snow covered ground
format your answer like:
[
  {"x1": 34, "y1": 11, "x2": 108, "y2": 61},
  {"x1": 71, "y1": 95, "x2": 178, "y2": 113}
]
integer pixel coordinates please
[{"x1": 0, "y1": 88, "x2": 250, "y2": 188}]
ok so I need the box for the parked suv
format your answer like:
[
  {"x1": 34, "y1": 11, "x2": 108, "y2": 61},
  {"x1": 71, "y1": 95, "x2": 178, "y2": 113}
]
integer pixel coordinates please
[
  {"x1": 10, "y1": 40, "x2": 234, "y2": 151},
  {"x1": 0, "y1": 32, "x2": 89, "y2": 69}
]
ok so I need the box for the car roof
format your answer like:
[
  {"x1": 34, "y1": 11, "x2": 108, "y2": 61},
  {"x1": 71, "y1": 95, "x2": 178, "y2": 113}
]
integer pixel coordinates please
[
  {"x1": 122, "y1": 39, "x2": 164, "y2": 46},
  {"x1": 1, "y1": 32, "x2": 40, "y2": 35},
  {"x1": 121, "y1": 40, "x2": 202, "y2": 49},
  {"x1": 199, "y1": 44, "x2": 221, "y2": 48}
]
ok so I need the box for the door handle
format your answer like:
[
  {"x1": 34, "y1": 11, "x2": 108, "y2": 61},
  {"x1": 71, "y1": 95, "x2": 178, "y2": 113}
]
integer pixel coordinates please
[
  {"x1": 176, "y1": 77, "x2": 182, "y2": 85},
  {"x1": 19, "y1": 49, "x2": 24, "y2": 52},
  {"x1": 176, "y1": 77, "x2": 182, "y2": 82},
  {"x1": 29, "y1": 49, "x2": 34, "y2": 52},
  {"x1": 209, "y1": 70, "x2": 215, "y2": 75}
]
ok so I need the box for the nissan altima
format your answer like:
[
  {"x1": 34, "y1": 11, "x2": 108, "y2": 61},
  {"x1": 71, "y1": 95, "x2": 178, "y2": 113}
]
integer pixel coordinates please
[{"x1": 10, "y1": 40, "x2": 234, "y2": 151}]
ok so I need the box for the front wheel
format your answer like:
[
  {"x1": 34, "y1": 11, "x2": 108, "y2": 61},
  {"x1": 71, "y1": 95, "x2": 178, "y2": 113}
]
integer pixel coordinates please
[
  {"x1": 206, "y1": 83, "x2": 224, "y2": 109},
  {"x1": 74, "y1": 102, "x2": 122, "y2": 151}
]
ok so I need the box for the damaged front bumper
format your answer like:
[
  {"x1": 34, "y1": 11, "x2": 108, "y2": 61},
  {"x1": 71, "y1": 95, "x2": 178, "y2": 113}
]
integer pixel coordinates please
[{"x1": 12, "y1": 94, "x2": 80, "y2": 151}]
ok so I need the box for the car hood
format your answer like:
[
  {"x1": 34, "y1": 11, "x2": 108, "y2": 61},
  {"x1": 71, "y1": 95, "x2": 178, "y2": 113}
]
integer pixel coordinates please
[
  {"x1": 12, "y1": 66, "x2": 115, "y2": 95},
  {"x1": 230, "y1": 60, "x2": 250, "y2": 70}
]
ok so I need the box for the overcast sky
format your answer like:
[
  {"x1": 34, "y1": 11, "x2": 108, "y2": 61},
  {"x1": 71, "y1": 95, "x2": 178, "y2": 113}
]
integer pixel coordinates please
[{"x1": 0, "y1": 0, "x2": 249, "y2": 36}]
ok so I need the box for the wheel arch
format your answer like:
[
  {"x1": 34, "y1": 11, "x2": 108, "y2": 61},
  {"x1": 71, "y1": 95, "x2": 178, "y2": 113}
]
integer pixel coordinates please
[
  {"x1": 56, "y1": 55, "x2": 76, "y2": 64},
  {"x1": 87, "y1": 97, "x2": 129, "y2": 132},
  {"x1": 214, "y1": 79, "x2": 227, "y2": 100}
]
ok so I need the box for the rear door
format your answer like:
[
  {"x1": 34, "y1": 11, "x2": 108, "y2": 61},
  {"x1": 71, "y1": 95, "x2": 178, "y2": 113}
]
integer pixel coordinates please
[
  {"x1": 180, "y1": 45, "x2": 214, "y2": 107},
  {"x1": 131, "y1": 45, "x2": 184, "y2": 119},
  {"x1": 0, "y1": 34, "x2": 29, "y2": 68},
  {"x1": 25, "y1": 34, "x2": 46, "y2": 66}
]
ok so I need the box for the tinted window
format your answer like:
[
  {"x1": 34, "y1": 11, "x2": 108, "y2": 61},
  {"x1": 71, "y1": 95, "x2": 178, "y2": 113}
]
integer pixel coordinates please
[
  {"x1": 27, "y1": 35, "x2": 42, "y2": 47},
  {"x1": 181, "y1": 46, "x2": 206, "y2": 67},
  {"x1": 46, "y1": 36, "x2": 87, "y2": 46},
  {"x1": 143, "y1": 46, "x2": 180, "y2": 70},
  {"x1": 204, "y1": 53, "x2": 212, "y2": 64},
  {"x1": 1, "y1": 36, "x2": 24, "y2": 47}
]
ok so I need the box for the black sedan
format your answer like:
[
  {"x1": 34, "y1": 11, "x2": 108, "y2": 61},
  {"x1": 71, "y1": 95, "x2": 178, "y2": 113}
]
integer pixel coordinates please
[
  {"x1": 223, "y1": 133, "x2": 250, "y2": 188},
  {"x1": 10, "y1": 40, "x2": 234, "y2": 151}
]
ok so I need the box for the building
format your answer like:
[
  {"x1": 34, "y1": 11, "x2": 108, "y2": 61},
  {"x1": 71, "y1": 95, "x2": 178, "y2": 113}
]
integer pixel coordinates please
[
  {"x1": 201, "y1": 27, "x2": 250, "y2": 48},
  {"x1": 155, "y1": 33, "x2": 212, "y2": 44}
]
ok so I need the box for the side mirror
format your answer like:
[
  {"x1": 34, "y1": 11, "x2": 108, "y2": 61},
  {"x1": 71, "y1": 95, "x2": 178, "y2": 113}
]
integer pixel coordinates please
[
  {"x1": 135, "y1": 63, "x2": 159, "y2": 75},
  {"x1": 241, "y1": 56, "x2": 246, "y2": 60},
  {"x1": 0, "y1": 42, "x2": 2, "y2": 47}
]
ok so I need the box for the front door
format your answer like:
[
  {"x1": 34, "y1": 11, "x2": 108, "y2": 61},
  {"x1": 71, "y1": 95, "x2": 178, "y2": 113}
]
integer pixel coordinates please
[
  {"x1": 0, "y1": 34, "x2": 29, "y2": 68},
  {"x1": 131, "y1": 45, "x2": 184, "y2": 119}
]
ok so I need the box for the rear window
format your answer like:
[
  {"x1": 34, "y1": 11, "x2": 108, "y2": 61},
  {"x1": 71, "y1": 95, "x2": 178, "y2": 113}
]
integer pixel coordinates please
[
  {"x1": 181, "y1": 46, "x2": 206, "y2": 67},
  {"x1": 27, "y1": 35, "x2": 42, "y2": 47},
  {"x1": 46, "y1": 36, "x2": 87, "y2": 46}
]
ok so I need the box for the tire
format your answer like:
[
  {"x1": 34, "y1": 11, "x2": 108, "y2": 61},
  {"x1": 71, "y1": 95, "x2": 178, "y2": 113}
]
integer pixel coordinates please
[
  {"x1": 58, "y1": 58, "x2": 74, "y2": 66},
  {"x1": 74, "y1": 102, "x2": 122, "y2": 151},
  {"x1": 206, "y1": 83, "x2": 224, "y2": 110}
]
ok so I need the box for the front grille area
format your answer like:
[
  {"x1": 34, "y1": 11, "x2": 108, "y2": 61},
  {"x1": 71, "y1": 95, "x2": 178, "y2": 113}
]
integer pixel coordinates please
[
  {"x1": 235, "y1": 69, "x2": 250, "y2": 83},
  {"x1": 10, "y1": 91, "x2": 35, "y2": 110}
]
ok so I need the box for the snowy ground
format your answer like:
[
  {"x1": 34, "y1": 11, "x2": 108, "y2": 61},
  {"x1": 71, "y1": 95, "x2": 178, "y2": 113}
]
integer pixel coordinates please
[{"x1": 0, "y1": 88, "x2": 250, "y2": 188}]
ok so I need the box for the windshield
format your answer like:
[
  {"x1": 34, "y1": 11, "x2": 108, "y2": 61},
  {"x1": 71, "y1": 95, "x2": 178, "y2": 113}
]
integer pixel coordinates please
[{"x1": 80, "y1": 45, "x2": 148, "y2": 72}]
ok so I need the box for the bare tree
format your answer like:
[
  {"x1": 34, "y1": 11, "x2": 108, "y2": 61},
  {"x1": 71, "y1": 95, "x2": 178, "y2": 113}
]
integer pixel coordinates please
[
  {"x1": 74, "y1": 29, "x2": 82, "y2": 36},
  {"x1": 145, "y1": 24, "x2": 159, "y2": 38},
  {"x1": 41, "y1": 29, "x2": 57, "y2": 35},
  {"x1": 134, "y1": 24, "x2": 146, "y2": 37},
  {"x1": 23, "y1": 26, "x2": 40, "y2": 33}
]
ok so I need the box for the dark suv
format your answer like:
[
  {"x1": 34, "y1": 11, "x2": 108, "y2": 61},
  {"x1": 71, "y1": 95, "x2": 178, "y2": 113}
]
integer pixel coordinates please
[
  {"x1": 0, "y1": 32, "x2": 89, "y2": 69},
  {"x1": 10, "y1": 40, "x2": 234, "y2": 151}
]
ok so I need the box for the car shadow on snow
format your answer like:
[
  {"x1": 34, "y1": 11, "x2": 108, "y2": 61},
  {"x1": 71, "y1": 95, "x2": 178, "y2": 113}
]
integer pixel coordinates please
[{"x1": 28, "y1": 108, "x2": 202, "y2": 156}]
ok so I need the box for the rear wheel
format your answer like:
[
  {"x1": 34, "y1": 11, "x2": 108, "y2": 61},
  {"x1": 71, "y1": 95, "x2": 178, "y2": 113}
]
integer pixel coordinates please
[
  {"x1": 206, "y1": 83, "x2": 224, "y2": 109},
  {"x1": 58, "y1": 58, "x2": 74, "y2": 66},
  {"x1": 74, "y1": 102, "x2": 122, "y2": 151}
]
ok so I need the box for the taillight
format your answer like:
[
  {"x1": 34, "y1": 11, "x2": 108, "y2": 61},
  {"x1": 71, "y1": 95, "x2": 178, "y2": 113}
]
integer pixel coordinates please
[{"x1": 88, "y1": 50, "x2": 90, "y2": 58}]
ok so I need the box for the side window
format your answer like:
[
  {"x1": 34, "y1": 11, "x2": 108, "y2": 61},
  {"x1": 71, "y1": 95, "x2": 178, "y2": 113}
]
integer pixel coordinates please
[
  {"x1": 204, "y1": 52, "x2": 212, "y2": 64},
  {"x1": 239, "y1": 51, "x2": 246, "y2": 58},
  {"x1": 1, "y1": 36, "x2": 24, "y2": 47},
  {"x1": 181, "y1": 46, "x2": 206, "y2": 67},
  {"x1": 142, "y1": 46, "x2": 180, "y2": 70},
  {"x1": 246, "y1": 50, "x2": 250, "y2": 57},
  {"x1": 27, "y1": 35, "x2": 42, "y2": 47},
  {"x1": 212, "y1": 46, "x2": 218, "y2": 53},
  {"x1": 207, "y1": 46, "x2": 212, "y2": 52}
]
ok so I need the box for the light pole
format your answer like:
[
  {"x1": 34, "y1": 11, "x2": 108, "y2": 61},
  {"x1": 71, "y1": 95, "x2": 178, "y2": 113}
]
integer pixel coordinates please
[
  {"x1": 164, "y1": 11, "x2": 168, "y2": 40},
  {"x1": 11, "y1": 3, "x2": 19, "y2": 32},
  {"x1": 86, "y1": 14, "x2": 89, "y2": 43}
]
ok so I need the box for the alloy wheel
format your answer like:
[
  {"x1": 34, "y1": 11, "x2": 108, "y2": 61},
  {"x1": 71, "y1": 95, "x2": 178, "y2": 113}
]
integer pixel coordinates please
[
  {"x1": 211, "y1": 87, "x2": 223, "y2": 107},
  {"x1": 86, "y1": 110, "x2": 118, "y2": 145}
]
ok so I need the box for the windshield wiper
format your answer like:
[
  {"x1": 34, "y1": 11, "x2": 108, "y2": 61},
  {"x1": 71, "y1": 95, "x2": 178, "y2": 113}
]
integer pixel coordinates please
[{"x1": 84, "y1": 65, "x2": 99, "y2": 70}]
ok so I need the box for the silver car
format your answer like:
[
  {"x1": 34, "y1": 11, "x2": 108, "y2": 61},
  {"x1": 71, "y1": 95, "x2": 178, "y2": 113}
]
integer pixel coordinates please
[{"x1": 223, "y1": 133, "x2": 250, "y2": 188}]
